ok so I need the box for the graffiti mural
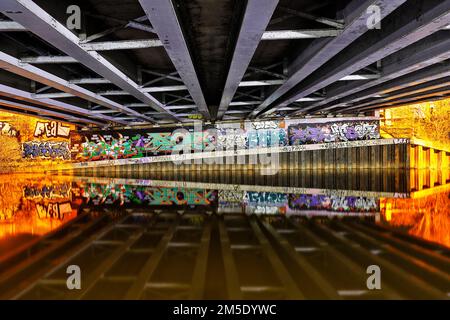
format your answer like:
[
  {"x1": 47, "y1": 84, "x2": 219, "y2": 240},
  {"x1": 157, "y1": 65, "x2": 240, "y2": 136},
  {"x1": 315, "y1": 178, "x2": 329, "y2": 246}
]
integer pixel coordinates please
[
  {"x1": 216, "y1": 128, "x2": 247, "y2": 150},
  {"x1": 0, "y1": 111, "x2": 75, "y2": 166},
  {"x1": 70, "y1": 118, "x2": 381, "y2": 161},
  {"x1": 288, "y1": 120, "x2": 380, "y2": 145},
  {"x1": 22, "y1": 141, "x2": 71, "y2": 160},
  {"x1": 36, "y1": 202, "x2": 72, "y2": 220},
  {"x1": 245, "y1": 120, "x2": 288, "y2": 148},
  {"x1": 34, "y1": 121, "x2": 71, "y2": 138},
  {"x1": 23, "y1": 183, "x2": 71, "y2": 199},
  {"x1": 289, "y1": 194, "x2": 378, "y2": 213},
  {"x1": 71, "y1": 128, "x2": 216, "y2": 161},
  {"x1": 218, "y1": 190, "x2": 379, "y2": 215},
  {"x1": 75, "y1": 182, "x2": 217, "y2": 206},
  {"x1": 244, "y1": 192, "x2": 288, "y2": 206}
]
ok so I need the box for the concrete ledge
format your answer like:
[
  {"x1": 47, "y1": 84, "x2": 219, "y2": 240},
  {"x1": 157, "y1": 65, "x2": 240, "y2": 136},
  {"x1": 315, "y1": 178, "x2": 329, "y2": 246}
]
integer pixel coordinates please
[{"x1": 70, "y1": 138, "x2": 410, "y2": 169}]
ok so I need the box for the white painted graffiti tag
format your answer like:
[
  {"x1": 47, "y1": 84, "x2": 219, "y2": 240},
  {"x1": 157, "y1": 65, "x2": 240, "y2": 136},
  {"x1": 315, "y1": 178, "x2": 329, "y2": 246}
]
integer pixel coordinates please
[{"x1": 251, "y1": 121, "x2": 279, "y2": 130}]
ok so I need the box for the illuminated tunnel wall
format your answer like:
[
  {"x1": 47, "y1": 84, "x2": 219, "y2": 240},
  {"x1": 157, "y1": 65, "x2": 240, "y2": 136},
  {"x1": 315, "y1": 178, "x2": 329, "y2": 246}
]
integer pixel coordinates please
[{"x1": 0, "y1": 111, "x2": 75, "y2": 171}]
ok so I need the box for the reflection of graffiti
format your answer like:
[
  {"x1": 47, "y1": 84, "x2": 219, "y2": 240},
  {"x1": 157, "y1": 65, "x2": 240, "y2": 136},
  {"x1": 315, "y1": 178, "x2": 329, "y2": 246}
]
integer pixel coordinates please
[
  {"x1": 36, "y1": 202, "x2": 72, "y2": 220},
  {"x1": 0, "y1": 121, "x2": 19, "y2": 137},
  {"x1": 244, "y1": 192, "x2": 288, "y2": 206},
  {"x1": 289, "y1": 194, "x2": 378, "y2": 212},
  {"x1": 219, "y1": 190, "x2": 244, "y2": 202},
  {"x1": 23, "y1": 184, "x2": 71, "y2": 199},
  {"x1": 288, "y1": 121, "x2": 380, "y2": 145},
  {"x1": 34, "y1": 121, "x2": 70, "y2": 138},
  {"x1": 246, "y1": 206, "x2": 284, "y2": 215},
  {"x1": 22, "y1": 141, "x2": 70, "y2": 160},
  {"x1": 78, "y1": 183, "x2": 217, "y2": 206}
]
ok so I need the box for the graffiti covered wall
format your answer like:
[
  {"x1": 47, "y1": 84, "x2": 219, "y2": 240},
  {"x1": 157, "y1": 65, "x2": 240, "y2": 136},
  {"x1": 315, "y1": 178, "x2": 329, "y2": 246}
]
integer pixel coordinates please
[
  {"x1": 72, "y1": 181, "x2": 218, "y2": 207},
  {"x1": 217, "y1": 190, "x2": 379, "y2": 215},
  {"x1": 70, "y1": 126, "x2": 217, "y2": 161},
  {"x1": 287, "y1": 119, "x2": 380, "y2": 145},
  {"x1": 71, "y1": 117, "x2": 380, "y2": 162},
  {"x1": 0, "y1": 111, "x2": 75, "y2": 168}
]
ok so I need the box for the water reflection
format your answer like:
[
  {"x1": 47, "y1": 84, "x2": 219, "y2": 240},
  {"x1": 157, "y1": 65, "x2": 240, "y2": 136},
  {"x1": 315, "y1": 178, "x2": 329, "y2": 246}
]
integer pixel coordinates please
[
  {"x1": 0, "y1": 175, "x2": 78, "y2": 253},
  {"x1": 1, "y1": 172, "x2": 448, "y2": 250},
  {"x1": 380, "y1": 185, "x2": 450, "y2": 248},
  {"x1": 0, "y1": 172, "x2": 448, "y2": 299}
]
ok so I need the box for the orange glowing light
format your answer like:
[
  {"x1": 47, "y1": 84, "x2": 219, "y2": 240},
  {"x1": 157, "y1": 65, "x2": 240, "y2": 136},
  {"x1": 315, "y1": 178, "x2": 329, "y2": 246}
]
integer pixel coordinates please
[
  {"x1": 380, "y1": 184, "x2": 450, "y2": 248},
  {"x1": 0, "y1": 174, "x2": 77, "y2": 243},
  {"x1": 380, "y1": 98, "x2": 450, "y2": 153}
]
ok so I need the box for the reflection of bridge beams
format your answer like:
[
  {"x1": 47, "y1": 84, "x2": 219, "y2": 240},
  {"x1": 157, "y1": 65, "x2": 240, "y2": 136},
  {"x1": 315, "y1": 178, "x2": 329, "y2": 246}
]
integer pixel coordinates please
[{"x1": 2, "y1": 211, "x2": 448, "y2": 299}]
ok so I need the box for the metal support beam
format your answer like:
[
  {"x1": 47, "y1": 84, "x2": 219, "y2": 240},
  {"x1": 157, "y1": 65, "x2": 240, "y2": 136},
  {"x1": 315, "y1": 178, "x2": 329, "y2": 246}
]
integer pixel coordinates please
[
  {"x1": 139, "y1": 0, "x2": 210, "y2": 119},
  {"x1": 20, "y1": 56, "x2": 78, "y2": 64},
  {"x1": 239, "y1": 80, "x2": 284, "y2": 87},
  {"x1": 270, "y1": 0, "x2": 450, "y2": 117},
  {"x1": 80, "y1": 39, "x2": 162, "y2": 51},
  {"x1": 249, "y1": 0, "x2": 407, "y2": 118},
  {"x1": 0, "y1": 50, "x2": 150, "y2": 122},
  {"x1": 0, "y1": 98, "x2": 103, "y2": 125},
  {"x1": 0, "y1": 0, "x2": 179, "y2": 122},
  {"x1": 262, "y1": 29, "x2": 340, "y2": 40},
  {"x1": 353, "y1": 87, "x2": 450, "y2": 112},
  {"x1": 278, "y1": 6, "x2": 344, "y2": 29},
  {"x1": 303, "y1": 33, "x2": 450, "y2": 113},
  {"x1": 68, "y1": 79, "x2": 283, "y2": 90},
  {"x1": 85, "y1": 13, "x2": 155, "y2": 34},
  {"x1": 339, "y1": 74, "x2": 380, "y2": 81},
  {"x1": 0, "y1": 83, "x2": 125, "y2": 125},
  {"x1": 0, "y1": 20, "x2": 26, "y2": 31},
  {"x1": 339, "y1": 77, "x2": 450, "y2": 112},
  {"x1": 217, "y1": 0, "x2": 279, "y2": 120},
  {"x1": 69, "y1": 78, "x2": 111, "y2": 84}
]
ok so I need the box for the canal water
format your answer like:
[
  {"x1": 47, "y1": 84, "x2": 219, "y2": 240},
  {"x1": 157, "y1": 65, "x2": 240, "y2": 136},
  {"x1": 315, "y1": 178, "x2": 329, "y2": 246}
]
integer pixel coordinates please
[{"x1": 0, "y1": 170, "x2": 449, "y2": 299}]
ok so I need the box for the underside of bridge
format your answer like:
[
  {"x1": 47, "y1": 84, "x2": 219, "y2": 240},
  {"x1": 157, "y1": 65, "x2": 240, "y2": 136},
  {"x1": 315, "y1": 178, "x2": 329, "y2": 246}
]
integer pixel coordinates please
[
  {"x1": 0, "y1": 0, "x2": 448, "y2": 127},
  {"x1": 0, "y1": 0, "x2": 449, "y2": 304}
]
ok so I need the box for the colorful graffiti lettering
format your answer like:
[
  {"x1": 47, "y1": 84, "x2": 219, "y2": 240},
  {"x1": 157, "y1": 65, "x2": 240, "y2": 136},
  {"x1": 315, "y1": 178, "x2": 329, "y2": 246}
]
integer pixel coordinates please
[
  {"x1": 77, "y1": 183, "x2": 217, "y2": 206},
  {"x1": 288, "y1": 120, "x2": 380, "y2": 145},
  {"x1": 251, "y1": 121, "x2": 279, "y2": 130},
  {"x1": 34, "y1": 121, "x2": 71, "y2": 138},
  {"x1": 216, "y1": 128, "x2": 247, "y2": 150},
  {"x1": 22, "y1": 141, "x2": 71, "y2": 160},
  {"x1": 36, "y1": 202, "x2": 72, "y2": 220},
  {"x1": 23, "y1": 183, "x2": 71, "y2": 199},
  {"x1": 289, "y1": 194, "x2": 378, "y2": 212},
  {"x1": 73, "y1": 130, "x2": 216, "y2": 161},
  {"x1": 244, "y1": 192, "x2": 288, "y2": 206},
  {"x1": 70, "y1": 118, "x2": 380, "y2": 161},
  {"x1": 0, "y1": 121, "x2": 19, "y2": 137},
  {"x1": 246, "y1": 129, "x2": 288, "y2": 148}
]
